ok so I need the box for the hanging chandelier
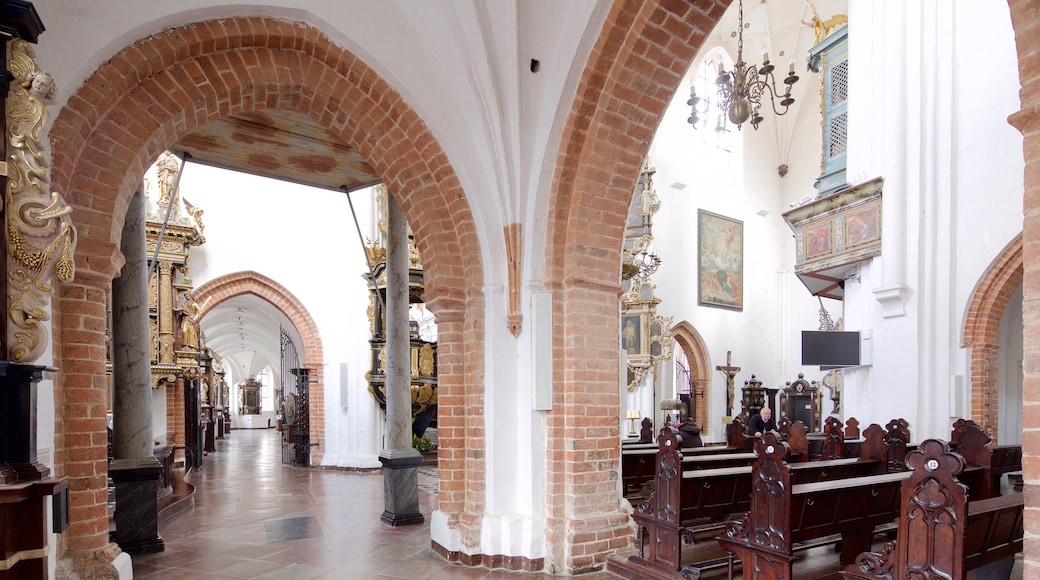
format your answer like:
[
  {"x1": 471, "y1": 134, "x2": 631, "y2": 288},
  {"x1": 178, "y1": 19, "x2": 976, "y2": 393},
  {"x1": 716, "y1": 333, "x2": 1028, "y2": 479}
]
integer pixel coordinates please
[{"x1": 688, "y1": 0, "x2": 799, "y2": 131}]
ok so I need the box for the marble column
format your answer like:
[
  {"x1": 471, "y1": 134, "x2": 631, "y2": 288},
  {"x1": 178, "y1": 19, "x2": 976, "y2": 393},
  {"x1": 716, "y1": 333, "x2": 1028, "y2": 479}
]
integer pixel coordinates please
[
  {"x1": 378, "y1": 193, "x2": 423, "y2": 526},
  {"x1": 109, "y1": 185, "x2": 164, "y2": 554}
]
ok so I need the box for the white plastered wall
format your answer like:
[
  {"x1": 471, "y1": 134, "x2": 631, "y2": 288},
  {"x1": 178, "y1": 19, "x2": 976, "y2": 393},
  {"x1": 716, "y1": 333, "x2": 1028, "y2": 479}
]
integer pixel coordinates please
[{"x1": 842, "y1": 0, "x2": 1022, "y2": 440}]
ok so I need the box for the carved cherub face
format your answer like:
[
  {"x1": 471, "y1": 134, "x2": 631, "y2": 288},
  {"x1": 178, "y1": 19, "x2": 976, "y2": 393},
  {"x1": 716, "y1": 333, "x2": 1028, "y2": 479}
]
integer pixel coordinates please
[{"x1": 28, "y1": 72, "x2": 56, "y2": 100}]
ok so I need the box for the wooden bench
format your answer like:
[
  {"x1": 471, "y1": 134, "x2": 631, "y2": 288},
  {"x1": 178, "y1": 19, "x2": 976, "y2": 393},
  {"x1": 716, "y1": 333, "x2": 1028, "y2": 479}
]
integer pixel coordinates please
[
  {"x1": 613, "y1": 422, "x2": 906, "y2": 579},
  {"x1": 842, "y1": 439, "x2": 1024, "y2": 580},
  {"x1": 715, "y1": 432, "x2": 909, "y2": 579},
  {"x1": 623, "y1": 443, "x2": 745, "y2": 495},
  {"x1": 950, "y1": 418, "x2": 1023, "y2": 498}
]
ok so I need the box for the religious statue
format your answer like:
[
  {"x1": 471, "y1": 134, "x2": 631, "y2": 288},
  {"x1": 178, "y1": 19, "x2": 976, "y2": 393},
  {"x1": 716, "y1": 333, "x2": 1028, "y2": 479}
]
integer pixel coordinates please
[
  {"x1": 183, "y1": 196, "x2": 206, "y2": 244},
  {"x1": 156, "y1": 150, "x2": 180, "y2": 207},
  {"x1": 803, "y1": 1, "x2": 848, "y2": 44},
  {"x1": 177, "y1": 293, "x2": 201, "y2": 350},
  {"x1": 6, "y1": 39, "x2": 78, "y2": 363},
  {"x1": 716, "y1": 351, "x2": 741, "y2": 417}
]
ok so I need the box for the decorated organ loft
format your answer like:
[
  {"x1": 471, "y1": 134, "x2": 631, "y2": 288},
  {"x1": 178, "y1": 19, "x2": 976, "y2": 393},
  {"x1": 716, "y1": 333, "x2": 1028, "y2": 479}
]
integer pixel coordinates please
[{"x1": 364, "y1": 184, "x2": 438, "y2": 439}]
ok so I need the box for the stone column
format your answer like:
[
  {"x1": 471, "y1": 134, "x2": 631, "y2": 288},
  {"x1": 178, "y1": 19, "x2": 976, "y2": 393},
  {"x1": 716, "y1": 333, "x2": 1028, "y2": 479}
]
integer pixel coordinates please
[
  {"x1": 157, "y1": 261, "x2": 175, "y2": 363},
  {"x1": 109, "y1": 186, "x2": 164, "y2": 554},
  {"x1": 378, "y1": 193, "x2": 423, "y2": 526}
]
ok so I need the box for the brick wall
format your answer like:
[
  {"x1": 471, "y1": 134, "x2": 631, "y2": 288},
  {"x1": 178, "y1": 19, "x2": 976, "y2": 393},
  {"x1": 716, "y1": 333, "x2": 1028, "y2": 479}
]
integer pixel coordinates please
[
  {"x1": 543, "y1": 0, "x2": 727, "y2": 571},
  {"x1": 1008, "y1": 0, "x2": 1040, "y2": 573}
]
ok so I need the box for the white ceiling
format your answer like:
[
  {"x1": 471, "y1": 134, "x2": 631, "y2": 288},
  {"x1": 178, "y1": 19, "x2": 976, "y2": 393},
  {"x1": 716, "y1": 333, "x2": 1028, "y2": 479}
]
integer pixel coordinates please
[{"x1": 199, "y1": 293, "x2": 301, "y2": 387}]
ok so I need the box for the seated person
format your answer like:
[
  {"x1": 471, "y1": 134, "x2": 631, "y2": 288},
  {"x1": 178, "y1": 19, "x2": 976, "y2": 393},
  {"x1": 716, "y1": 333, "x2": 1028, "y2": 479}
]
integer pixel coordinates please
[
  {"x1": 748, "y1": 407, "x2": 776, "y2": 437},
  {"x1": 675, "y1": 419, "x2": 703, "y2": 447}
]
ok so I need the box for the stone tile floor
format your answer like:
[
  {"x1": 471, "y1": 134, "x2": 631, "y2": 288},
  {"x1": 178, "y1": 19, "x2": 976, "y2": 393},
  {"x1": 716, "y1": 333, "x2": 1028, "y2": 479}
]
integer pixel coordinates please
[{"x1": 131, "y1": 429, "x2": 620, "y2": 579}]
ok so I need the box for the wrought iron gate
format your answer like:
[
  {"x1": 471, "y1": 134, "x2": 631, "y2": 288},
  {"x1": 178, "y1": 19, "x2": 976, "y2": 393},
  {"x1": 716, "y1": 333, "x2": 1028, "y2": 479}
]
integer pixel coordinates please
[{"x1": 280, "y1": 327, "x2": 310, "y2": 466}]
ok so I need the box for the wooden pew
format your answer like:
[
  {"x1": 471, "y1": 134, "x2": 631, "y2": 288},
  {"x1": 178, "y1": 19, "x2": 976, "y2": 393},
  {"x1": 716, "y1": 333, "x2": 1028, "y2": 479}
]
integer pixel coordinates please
[
  {"x1": 841, "y1": 439, "x2": 1023, "y2": 580},
  {"x1": 716, "y1": 432, "x2": 909, "y2": 579},
  {"x1": 806, "y1": 416, "x2": 865, "y2": 460},
  {"x1": 623, "y1": 442, "x2": 747, "y2": 496},
  {"x1": 616, "y1": 423, "x2": 905, "y2": 579},
  {"x1": 950, "y1": 418, "x2": 1023, "y2": 497}
]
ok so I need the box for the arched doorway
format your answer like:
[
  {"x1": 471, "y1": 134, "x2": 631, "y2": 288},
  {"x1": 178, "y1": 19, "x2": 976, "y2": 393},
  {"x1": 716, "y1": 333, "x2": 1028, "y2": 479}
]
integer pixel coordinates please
[
  {"x1": 191, "y1": 271, "x2": 325, "y2": 461},
  {"x1": 671, "y1": 321, "x2": 711, "y2": 431},
  {"x1": 49, "y1": 16, "x2": 484, "y2": 566},
  {"x1": 962, "y1": 234, "x2": 1023, "y2": 443}
]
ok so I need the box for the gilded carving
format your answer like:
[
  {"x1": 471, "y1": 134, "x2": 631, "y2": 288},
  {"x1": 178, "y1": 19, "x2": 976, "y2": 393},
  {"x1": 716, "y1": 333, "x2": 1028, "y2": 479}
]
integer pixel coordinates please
[
  {"x1": 367, "y1": 294, "x2": 375, "y2": 335},
  {"x1": 6, "y1": 40, "x2": 78, "y2": 362},
  {"x1": 377, "y1": 345, "x2": 387, "y2": 374},
  {"x1": 504, "y1": 223, "x2": 522, "y2": 336},
  {"x1": 159, "y1": 334, "x2": 175, "y2": 362},
  {"x1": 418, "y1": 343, "x2": 435, "y2": 377}
]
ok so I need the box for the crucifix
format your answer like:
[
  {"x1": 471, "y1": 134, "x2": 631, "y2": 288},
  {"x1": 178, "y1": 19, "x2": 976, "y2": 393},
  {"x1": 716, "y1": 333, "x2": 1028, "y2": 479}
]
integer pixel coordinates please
[{"x1": 716, "y1": 351, "x2": 741, "y2": 417}]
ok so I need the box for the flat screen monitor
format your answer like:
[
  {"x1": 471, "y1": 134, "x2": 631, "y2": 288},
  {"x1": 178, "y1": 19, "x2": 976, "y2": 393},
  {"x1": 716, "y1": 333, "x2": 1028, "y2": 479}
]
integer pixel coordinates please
[{"x1": 801, "y1": 330, "x2": 860, "y2": 368}]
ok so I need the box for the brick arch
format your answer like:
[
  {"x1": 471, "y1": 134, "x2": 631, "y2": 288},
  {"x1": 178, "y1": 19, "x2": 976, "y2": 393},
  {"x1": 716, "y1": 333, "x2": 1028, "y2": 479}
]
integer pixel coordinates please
[
  {"x1": 671, "y1": 321, "x2": 711, "y2": 430},
  {"x1": 541, "y1": 0, "x2": 727, "y2": 571},
  {"x1": 962, "y1": 234, "x2": 1023, "y2": 442},
  {"x1": 191, "y1": 271, "x2": 325, "y2": 462},
  {"x1": 48, "y1": 17, "x2": 485, "y2": 564}
]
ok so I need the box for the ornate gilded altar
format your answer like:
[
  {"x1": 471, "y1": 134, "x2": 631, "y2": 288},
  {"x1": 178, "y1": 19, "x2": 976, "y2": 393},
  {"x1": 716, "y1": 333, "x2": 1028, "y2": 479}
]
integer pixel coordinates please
[
  {"x1": 239, "y1": 377, "x2": 262, "y2": 415},
  {"x1": 364, "y1": 185, "x2": 438, "y2": 437}
]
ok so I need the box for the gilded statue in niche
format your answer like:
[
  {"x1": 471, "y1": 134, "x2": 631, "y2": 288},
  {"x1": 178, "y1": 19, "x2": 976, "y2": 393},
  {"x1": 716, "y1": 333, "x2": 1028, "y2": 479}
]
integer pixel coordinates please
[
  {"x1": 6, "y1": 39, "x2": 78, "y2": 362},
  {"x1": 176, "y1": 293, "x2": 201, "y2": 350}
]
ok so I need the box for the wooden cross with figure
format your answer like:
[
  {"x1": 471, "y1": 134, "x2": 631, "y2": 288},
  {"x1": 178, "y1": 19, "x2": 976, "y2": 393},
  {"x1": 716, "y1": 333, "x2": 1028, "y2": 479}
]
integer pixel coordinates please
[{"x1": 716, "y1": 351, "x2": 740, "y2": 417}]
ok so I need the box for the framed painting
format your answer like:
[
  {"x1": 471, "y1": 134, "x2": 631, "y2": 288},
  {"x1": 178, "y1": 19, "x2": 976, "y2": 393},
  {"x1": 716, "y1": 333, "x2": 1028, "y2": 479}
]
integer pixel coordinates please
[
  {"x1": 698, "y1": 210, "x2": 743, "y2": 310},
  {"x1": 805, "y1": 222, "x2": 833, "y2": 260},
  {"x1": 621, "y1": 314, "x2": 642, "y2": 356}
]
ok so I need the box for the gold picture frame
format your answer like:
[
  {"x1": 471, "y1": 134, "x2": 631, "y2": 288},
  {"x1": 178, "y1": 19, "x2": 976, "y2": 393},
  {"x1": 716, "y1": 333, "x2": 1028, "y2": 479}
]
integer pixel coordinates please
[{"x1": 698, "y1": 210, "x2": 743, "y2": 311}]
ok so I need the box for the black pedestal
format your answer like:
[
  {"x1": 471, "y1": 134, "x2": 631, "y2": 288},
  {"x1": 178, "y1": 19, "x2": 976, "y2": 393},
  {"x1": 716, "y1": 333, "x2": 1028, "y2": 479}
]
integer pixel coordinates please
[
  {"x1": 109, "y1": 457, "x2": 165, "y2": 554},
  {"x1": 0, "y1": 362, "x2": 53, "y2": 483},
  {"x1": 378, "y1": 449, "x2": 424, "y2": 526}
]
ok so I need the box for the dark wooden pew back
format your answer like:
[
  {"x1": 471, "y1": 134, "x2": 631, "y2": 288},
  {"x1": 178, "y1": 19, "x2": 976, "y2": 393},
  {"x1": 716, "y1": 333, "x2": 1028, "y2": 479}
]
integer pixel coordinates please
[
  {"x1": 716, "y1": 433, "x2": 909, "y2": 579},
  {"x1": 842, "y1": 439, "x2": 1024, "y2": 579}
]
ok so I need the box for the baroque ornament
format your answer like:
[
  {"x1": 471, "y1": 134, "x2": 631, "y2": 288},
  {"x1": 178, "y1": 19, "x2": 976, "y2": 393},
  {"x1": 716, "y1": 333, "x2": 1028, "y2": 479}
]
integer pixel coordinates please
[{"x1": 6, "y1": 40, "x2": 78, "y2": 362}]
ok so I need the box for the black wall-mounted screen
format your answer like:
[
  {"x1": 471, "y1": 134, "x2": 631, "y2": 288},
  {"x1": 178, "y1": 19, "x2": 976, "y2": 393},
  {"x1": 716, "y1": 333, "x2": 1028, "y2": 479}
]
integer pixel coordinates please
[{"x1": 801, "y1": 330, "x2": 860, "y2": 368}]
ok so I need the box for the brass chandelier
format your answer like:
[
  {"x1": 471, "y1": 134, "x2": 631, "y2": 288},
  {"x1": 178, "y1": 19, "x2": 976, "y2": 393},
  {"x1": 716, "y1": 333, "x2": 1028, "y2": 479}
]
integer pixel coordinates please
[{"x1": 688, "y1": 0, "x2": 799, "y2": 131}]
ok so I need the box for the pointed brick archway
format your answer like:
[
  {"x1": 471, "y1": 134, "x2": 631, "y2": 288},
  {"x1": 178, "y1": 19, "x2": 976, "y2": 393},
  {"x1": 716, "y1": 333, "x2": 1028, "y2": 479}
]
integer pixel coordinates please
[
  {"x1": 541, "y1": 1, "x2": 728, "y2": 571},
  {"x1": 190, "y1": 271, "x2": 326, "y2": 462},
  {"x1": 47, "y1": 17, "x2": 485, "y2": 571},
  {"x1": 671, "y1": 321, "x2": 712, "y2": 430},
  {"x1": 962, "y1": 234, "x2": 1023, "y2": 443}
]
